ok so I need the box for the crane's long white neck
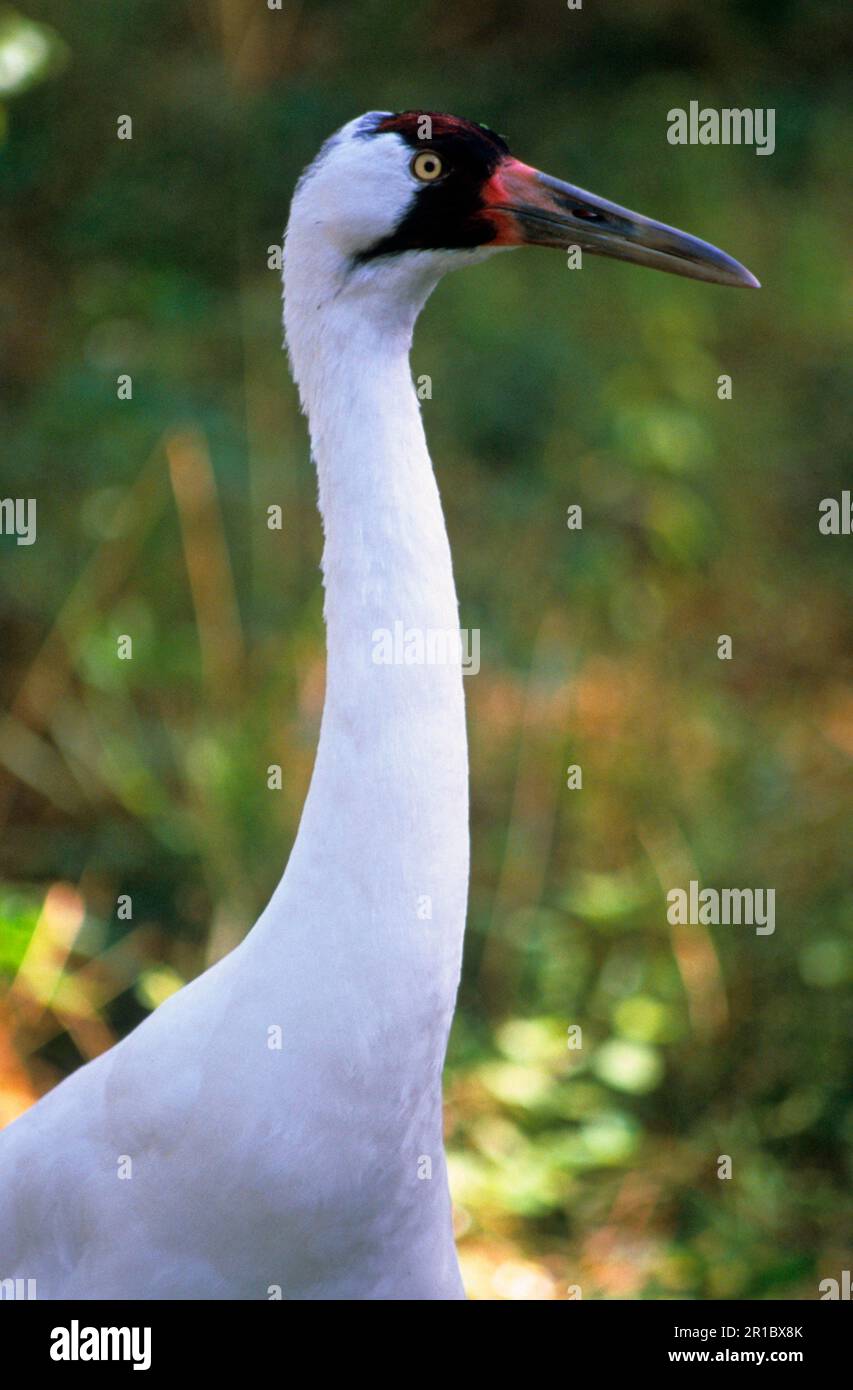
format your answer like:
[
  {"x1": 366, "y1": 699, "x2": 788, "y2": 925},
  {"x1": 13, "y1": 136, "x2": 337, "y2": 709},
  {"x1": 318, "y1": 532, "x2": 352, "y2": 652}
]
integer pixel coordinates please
[{"x1": 273, "y1": 235, "x2": 475, "y2": 1053}]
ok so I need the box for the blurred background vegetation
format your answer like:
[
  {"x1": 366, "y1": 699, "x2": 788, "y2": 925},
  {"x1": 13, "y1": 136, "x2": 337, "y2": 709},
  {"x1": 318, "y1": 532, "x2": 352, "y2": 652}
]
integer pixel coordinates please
[{"x1": 0, "y1": 0, "x2": 851, "y2": 1299}]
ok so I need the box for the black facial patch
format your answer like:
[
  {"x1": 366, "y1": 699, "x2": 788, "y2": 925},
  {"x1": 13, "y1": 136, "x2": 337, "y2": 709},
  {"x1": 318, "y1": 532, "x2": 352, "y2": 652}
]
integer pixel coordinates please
[{"x1": 355, "y1": 111, "x2": 511, "y2": 261}]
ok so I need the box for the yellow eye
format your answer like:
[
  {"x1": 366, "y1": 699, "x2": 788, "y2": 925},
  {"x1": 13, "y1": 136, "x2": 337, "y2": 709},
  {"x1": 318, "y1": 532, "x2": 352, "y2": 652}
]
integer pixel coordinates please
[{"x1": 411, "y1": 150, "x2": 443, "y2": 182}]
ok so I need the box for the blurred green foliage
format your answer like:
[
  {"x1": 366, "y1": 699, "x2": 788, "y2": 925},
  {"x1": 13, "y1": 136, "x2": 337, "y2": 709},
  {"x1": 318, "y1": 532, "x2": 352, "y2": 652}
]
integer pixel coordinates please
[{"x1": 0, "y1": 0, "x2": 851, "y2": 1298}]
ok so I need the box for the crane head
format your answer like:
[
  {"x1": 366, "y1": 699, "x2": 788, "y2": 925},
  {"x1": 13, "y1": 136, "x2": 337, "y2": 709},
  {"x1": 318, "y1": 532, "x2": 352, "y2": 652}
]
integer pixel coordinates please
[{"x1": 287, "y1": 109, "x2": 759, "y2": 292}]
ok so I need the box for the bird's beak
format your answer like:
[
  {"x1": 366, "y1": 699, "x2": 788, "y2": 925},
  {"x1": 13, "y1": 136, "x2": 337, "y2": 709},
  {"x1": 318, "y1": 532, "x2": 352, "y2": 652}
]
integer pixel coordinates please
[{"x1": 483, "y1": 158, "x2": 760, "y2": 289}]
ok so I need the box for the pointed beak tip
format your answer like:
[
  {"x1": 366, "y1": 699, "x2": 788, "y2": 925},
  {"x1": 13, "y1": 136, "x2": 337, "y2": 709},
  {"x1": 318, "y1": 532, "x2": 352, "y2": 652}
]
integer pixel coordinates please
[{"x1": 731, "y1": 262, "x2": 761, "y2": 290}]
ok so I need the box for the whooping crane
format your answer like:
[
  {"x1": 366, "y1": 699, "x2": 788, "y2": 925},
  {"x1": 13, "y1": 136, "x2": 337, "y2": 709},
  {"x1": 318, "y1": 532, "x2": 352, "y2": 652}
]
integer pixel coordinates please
[{"x1": 0, "y1": 111, "x2": 757, "y2": 1300}]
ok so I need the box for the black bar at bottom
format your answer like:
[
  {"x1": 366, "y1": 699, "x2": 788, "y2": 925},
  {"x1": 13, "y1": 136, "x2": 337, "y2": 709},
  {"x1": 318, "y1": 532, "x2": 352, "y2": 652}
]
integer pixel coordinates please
[{"x1": 1, "y1": 1295, "x2": 847, "y2": 1376}]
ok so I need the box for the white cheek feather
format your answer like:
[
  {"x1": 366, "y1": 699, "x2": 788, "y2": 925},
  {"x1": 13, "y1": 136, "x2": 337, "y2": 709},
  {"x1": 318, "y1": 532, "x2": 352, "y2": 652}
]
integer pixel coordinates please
[{"x1": 292, "y1": 123, "x2": 417, "y2": 258}]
